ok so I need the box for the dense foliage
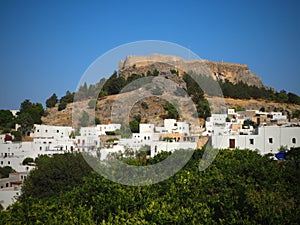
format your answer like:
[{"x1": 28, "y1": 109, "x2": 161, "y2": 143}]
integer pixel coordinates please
[
  {"x1": 58, "y1": 91, "x2": 74, "y2": 111},
  {"x1": 0, "y1": 110, "x2": 15, "y2": 129},
  {"x1": 20, "y1": 154, "x2": 92, "y2": 200},
  {"x1": 16, "y1": 99, "x2": 44, "y2": 135},
  {"x1": 219, "y1": 79, "x2": 300, "y2": 104},
  {"x1": 183, "y1": 73, "x2": 211, "y2": 118},
  {"x1": 1, "y1": 148, "x2": 299, "y2": 224},
  {"x1": 0, "y1": 166, "x2": 15, "y2": 178},
  {"x1": 45, "y1": 93, "x2": 58, "y2": 108},
  {"x1": 163, "y1": 102, "x2": 180, "y2": 119}
]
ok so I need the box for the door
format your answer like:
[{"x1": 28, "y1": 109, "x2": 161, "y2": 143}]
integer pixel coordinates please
[{"x1": 229, "y1": 139, "x2": 235, "y2": 149}]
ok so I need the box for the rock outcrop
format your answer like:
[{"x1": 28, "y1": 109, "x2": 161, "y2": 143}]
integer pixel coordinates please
[{"x1": 118, "y1": 54, "x2": 264, "y2": 88}]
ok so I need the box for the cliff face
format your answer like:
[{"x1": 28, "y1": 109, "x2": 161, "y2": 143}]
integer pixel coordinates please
[{"x1": 118, "y1": 54, "x2": 264, "y2": 88}]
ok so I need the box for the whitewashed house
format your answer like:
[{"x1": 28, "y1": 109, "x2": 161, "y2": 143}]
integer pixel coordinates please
[
  {"x1": 155, "y1": 119, "x2": 190, "y2": 135},
  {"x1": 211, "y1": 126, "x2": 300, "y2": 155},
  {"x1": 97, "y1": 124, "x2": 121, "y2": 135},
  {"x1": 119, "y1": 124, "x2": 157, "y2": 150},
  {"x1": 150, "y1": 141, "x2": 196, "y2": 157},
  {"x1": 75, "y1": 126, "x2": 101, "y2": 151}
]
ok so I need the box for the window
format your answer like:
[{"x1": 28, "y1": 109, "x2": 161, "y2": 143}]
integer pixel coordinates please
[
  {"x1": 8, "y1": 161, "x2": 10, "y2": 165},
  {"x1": 292, "y1": 138, "x2": 296, "y2": 144},
  {"x1": 269, "y1": 138, "x2": 273, "y2": 144},
  {"x1": 57, "y1": 130, "x2": 59, "y2": 133},
  {"x1": 250, "y1": 139, "x2": 254, "y2": 145},
  {"x1": 1, "y1": 161, "x2": 3, "y2": 165},
  {"x1": 45, "y1": 130, "x2": 48, "y2": 133}
]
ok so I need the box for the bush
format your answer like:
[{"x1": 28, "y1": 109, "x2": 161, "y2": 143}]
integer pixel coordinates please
[
  {"x1": 22, "y1": 157, "x2": 34, "y2": 165},
  {"x1": 0, "y1": 166, "x2": 14, "y2": 178},
  {"x1": 141, "y1": 102, "x2": 149, "y2": 109}
]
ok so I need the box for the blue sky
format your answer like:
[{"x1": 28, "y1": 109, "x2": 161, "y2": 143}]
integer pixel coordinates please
[{"x1": 0, "y1": 0, "x2": 300, "y2": 109}]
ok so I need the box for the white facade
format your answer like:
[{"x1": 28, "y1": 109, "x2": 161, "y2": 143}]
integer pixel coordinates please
[
  {"x1": 0, "y1": 189, "x2": 19, "y2": 209},
  {"x1": 0, "y1": 171, "x2": 28, "y2": 209},
  {"x1": 33, "y1": 124, "x2": 73, "y2": 139},
  {"x1": 9, "y1": 110, "x2": 19, "y2": 117},
  {"x1": 75, "y1": 135, "x2": 100, "y2": 151},
  {"x1": 150, "y1": 141, "x2": 197, "y2": 157},
  {"x1": 205, "y1": 114, "x2": 228, "y2": 135},
  {"x1": 155, "y1": 119, "x2": 190, "y2": 135},
  {"x1": 97, "y1": 124, "x2": 121, "y2": 135},
  {"x1": 119, "y1": 124, "x2": 157, "y2": 150},
  {"x1": 0, "y1": 135, "x2": 6, "y2": 144},
  {"x1": 211, "y1": 126, "x2": 300, "y2": 155},
  {"x1": 0, "y1": 139, "x2": 76, "y2": 172},
  {"x1": 80, "y1": 127, "x2": 100, "y2": 137}
]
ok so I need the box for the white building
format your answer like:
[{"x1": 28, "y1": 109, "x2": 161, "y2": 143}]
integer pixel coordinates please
[
  {"x1": 80, "y1": 126, "x2": 100, "y2": 137},
  {"x1": 211, "y1": 126, "x2": 300, "y2": 155},
  {"x1": 204, "y1": 114, "x2": 228, "y2": 135},
  {"x1": 9, "y1": 110, "x2": 19, "y2": 117},
  {"x1": 119, "y1": 124, "x2": 157, "y2": 150},
  {"x1": 33, "y1": 124, "x2": 73, "y2": 139},
  {"x1": 0, "y1": 171, "x2": 29, "y2": 209},
  {"x1": 0, "y1": 134, "x2": 6, "y2": 144},
  {"x1": 97, "y1": 124, "x2": 121, "y2": 135},
  {"x1": 155, "y1": 119, "x2": 190, "y2": 135},
  {"x1": 150, "y1": 141, "x2": 196, "y2": 157}
]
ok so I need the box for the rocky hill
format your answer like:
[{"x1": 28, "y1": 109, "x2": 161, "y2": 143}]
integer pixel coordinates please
[
  {"x1": 119, "y1": 54, "x2": 264, "y2": 87},
  {"x1": 42, "y1": 54, "x2": 299, "y2": 127}
]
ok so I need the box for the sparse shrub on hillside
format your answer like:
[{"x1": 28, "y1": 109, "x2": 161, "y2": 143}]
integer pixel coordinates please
[
  {"x1": 58, "y1": 91, "x2": 74, "y2": 111},
  {"x1": 163, "y1": 102, "x2": 179, "y2": 119},
  {"x1": 292, "y1": 109, "x2": 300, "y2": 118},
  {"x1": 45, "y1": 93, "x2": 58, "y2": 108},
  {"x1": 141, "y1": 102, "x2": 149, "y2": 109}
]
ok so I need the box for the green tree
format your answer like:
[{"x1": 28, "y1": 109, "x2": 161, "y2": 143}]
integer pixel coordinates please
[
  {"x1": 22, "y1": 157, "x2": 34, "y2": 165},
  {"x1": 0, "y1": 110, "x2": 15, "y2": 129},
  {"x1": 276, "y1": 90, "x2": 289, "y2": 103},
  {"x1": 16, "y1": 112, "x2": 34, "y2": 136},
  {"x1": 18, "y1": 99, "x2": 44, "y2": 125},
  {"x1": 129, "y1": 120, "x2": 139, "y2": 133},
  {"x1": 58, "y1": 100, "x2": 67, "y2": 111},
  {"x1": 58, "y1": 91, "x2": 74, "y2": 111},
  {"x1": 11, "y1": 130, "x2": 21, "y2": 142},
  {"x1": 288, "y1": 92, "x2": 300, "y2": 105},
  {"x1": 45, "y1": 93, "x2": 58, "y2": 108},
  {"x1": 163, "y1": 102, "x2": 179, "y2": 119},
  {"x1": 95, "y1": 117, "x2": 101, "y2": 125},
  {"x1": 0, "y1": 166, "x2": 14, "y2": 178},
  {"x1": 292, "y1": 109, "x2": 300, "y2": 118},
  {"x1": 20, "y1": 153, "x2": 92, "y2": 200}
]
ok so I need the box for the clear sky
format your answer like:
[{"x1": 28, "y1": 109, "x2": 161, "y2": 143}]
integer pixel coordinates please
[{"x1": 0, "y1": 0, "x2": 300, "y2": 109}]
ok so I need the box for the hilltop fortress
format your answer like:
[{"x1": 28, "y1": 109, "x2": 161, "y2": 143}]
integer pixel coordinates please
[{"x1": 118, "y1": 54, "x2": 264, "y2": 88}]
